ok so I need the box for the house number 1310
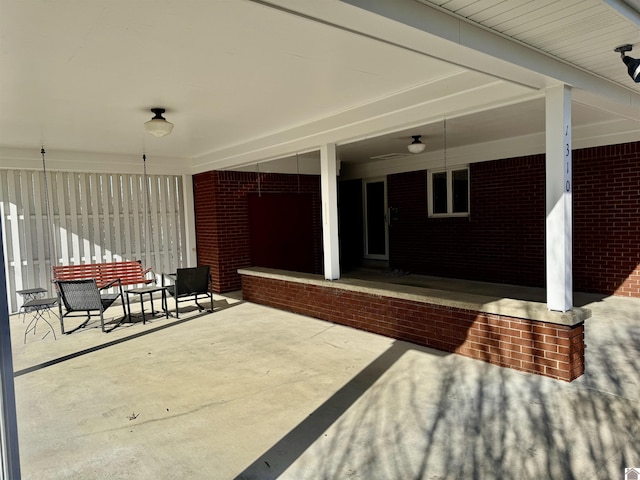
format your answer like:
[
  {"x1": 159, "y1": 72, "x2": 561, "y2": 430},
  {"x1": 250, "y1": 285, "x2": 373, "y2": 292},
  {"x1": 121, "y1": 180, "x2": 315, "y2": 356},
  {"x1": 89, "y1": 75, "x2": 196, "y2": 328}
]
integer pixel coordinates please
[{"x1": 564, "y1": 124, "x2": 571, "y2": 193}]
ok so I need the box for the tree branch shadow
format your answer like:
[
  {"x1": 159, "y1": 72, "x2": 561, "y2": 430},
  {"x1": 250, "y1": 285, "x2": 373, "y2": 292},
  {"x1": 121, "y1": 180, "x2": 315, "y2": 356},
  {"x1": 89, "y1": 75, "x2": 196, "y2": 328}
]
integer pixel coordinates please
[{"x1": 236, "y1": 308, "x2": 640, "y2": 479}]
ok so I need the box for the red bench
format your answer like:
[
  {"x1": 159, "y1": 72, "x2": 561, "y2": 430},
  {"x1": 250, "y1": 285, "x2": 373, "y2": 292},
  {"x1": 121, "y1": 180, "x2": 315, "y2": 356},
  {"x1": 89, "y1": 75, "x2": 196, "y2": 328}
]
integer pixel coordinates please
[{"x1": 53, "y1": 261, "x2": 155, "y2": 288}]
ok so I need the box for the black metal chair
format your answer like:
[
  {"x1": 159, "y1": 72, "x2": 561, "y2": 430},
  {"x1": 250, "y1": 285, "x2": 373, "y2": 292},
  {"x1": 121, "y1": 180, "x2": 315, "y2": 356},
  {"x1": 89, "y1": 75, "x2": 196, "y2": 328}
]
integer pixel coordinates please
[
  {"x1": 163, "y1": 266, "x2": 213, "y2": 318},
  {"x1": 56, "y1": 279, "x2": 127, "y2": 333}
]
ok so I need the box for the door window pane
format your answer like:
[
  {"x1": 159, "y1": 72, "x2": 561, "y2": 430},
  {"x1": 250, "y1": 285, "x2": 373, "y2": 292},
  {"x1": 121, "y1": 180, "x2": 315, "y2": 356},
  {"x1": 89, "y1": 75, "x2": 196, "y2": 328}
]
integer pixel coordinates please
[{"x1": 366, "y1": 182, "x2": 385, "y2": 255}]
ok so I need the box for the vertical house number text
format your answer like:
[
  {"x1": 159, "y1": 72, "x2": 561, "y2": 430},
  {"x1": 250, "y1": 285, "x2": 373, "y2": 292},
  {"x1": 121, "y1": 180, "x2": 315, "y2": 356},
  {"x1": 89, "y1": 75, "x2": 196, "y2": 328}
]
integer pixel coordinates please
[{"x1": 564, "y1": 124, "x2": 571, "y2": 193}]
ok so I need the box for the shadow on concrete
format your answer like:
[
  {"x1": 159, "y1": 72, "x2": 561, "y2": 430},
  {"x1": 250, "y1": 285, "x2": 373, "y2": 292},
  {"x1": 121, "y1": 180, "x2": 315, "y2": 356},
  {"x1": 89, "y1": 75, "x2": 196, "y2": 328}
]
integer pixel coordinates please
[
  {"x1": 14, "y1": 299, "x2": 244, "y2": 378},
  {"x1": 235, "y1": 341, "x2": 447, "y2": 480},
  {"x1": 236, "y1": 312, "x2": 640, "y2": 479}
]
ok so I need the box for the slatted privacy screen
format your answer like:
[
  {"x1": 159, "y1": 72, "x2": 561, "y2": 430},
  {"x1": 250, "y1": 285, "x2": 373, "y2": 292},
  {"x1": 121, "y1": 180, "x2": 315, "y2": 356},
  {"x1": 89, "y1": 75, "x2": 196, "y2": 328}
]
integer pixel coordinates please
[{"x1": 0, "y1": 169, "x2": 187, "y2": 313}]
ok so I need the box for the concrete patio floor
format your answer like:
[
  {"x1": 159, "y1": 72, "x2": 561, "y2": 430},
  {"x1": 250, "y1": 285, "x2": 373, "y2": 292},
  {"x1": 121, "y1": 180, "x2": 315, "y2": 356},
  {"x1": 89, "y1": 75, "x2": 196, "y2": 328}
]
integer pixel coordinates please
[{"x1": 9, "y1": 284, "x2": 640, "y2": 479}]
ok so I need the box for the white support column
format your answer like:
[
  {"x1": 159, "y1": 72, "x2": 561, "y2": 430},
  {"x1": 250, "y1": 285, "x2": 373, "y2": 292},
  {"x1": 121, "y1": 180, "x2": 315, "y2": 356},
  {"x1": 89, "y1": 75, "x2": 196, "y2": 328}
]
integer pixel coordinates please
[
  {"x1": 320, "y1": 143, "x2": 340, "y2": 280},
  {"x1": 181, "y1": 174, "x2": 197, "y2": 267},
  {"x1": 545, "y1": 84, "x2": 573, "y2": 312}
]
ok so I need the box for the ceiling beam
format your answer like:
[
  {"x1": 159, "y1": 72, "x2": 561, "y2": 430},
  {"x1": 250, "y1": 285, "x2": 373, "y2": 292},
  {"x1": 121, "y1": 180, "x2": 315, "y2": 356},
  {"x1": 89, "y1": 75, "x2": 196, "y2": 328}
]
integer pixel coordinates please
[{"x1": 338, "y1": 0, "x2": 640, "y2": 112}]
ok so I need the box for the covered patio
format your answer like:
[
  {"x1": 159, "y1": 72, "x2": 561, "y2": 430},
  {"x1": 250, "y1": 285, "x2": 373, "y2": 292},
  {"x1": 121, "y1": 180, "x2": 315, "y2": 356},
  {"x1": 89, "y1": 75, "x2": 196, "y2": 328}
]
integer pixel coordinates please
[
  {"x1": 11, "y1": 282, "x2": 640, "y2": 479},
  {"x1": 3, "y1": 0, "x2": 640, "y2": 477}
]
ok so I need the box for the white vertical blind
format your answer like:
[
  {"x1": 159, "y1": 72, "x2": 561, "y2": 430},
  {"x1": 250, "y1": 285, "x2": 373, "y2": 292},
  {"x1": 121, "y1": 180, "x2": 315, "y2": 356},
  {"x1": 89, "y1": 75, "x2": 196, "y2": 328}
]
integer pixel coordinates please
[
  {"x1": 33, "y1": 174, "x2": 47, "y2": 293},
  {"x1": 0, "y1": 169, "x2": 188, "y2": 313},
  {"x1": 90, "y1": 173, "x2": 102, "y2": 265},
  {"x1": 6, "y1": 172, "x2": 24, "y2": 296}
]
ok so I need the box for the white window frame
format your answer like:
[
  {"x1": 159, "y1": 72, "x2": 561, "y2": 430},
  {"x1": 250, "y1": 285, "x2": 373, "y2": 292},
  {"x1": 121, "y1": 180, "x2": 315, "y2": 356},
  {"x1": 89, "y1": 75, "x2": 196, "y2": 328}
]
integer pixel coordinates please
[{"x1": 427, "y1": 166, "x2": 470, "y2": 218}]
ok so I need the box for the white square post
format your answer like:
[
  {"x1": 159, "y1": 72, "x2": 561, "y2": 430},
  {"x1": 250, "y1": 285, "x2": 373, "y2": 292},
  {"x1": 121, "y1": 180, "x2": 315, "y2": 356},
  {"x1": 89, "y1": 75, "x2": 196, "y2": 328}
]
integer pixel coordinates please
[
  {"x1": 320, "y1": 143, "x2": 340, "y2": 280},
  {"x1": 181, "y1": 174, "x2": 198, "y2": 267},
  {"x1": 545, "y1": 84, "x2": 573, "y2": 312}
]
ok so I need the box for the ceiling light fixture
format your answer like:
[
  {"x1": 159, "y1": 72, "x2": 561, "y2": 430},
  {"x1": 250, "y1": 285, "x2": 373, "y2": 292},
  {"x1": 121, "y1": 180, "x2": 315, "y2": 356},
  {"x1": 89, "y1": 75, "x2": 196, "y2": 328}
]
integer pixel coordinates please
[
  {"x1": 407, "y1": 135, "x2": 426, "y2": 154},
  {"x1": 144, "y1": 108, "x2": 174, "y2": 137},
  {"x1": 615, "y1": 44, "x2": 640, "y2": 83}
]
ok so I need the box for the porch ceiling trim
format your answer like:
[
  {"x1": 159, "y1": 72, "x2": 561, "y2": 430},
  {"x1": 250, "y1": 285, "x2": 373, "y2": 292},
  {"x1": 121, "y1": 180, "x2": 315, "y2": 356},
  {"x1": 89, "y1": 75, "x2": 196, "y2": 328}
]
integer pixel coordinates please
[{"x1": 192, "y1": 74, "x2": 538, "y2": 172}]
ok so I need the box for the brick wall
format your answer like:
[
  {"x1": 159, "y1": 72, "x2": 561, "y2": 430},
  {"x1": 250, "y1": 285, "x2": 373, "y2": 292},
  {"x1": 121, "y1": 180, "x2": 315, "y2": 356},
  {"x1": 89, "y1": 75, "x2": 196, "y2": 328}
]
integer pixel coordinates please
[
  {"x1": 386, "y1": 144, "x2": 640, "y2": 297},
  {"x1": 193, "y1": 171, "x2": 322, "y2": 292},
  {"x1": 195, "y1": 141, "x2": 640, "y2": 297},
  {"x1": 193, "y1": 172, "x2": 223, "y2": 290},
  {"x1": 387, "y1": 156, "x2": 546, "y2": 286},
  {"x1": 573, "y1": 143, "x2": 640, "y2": 297},
  {"x1": 241, "y1": 274, "x2": 585, "y2": 382}
]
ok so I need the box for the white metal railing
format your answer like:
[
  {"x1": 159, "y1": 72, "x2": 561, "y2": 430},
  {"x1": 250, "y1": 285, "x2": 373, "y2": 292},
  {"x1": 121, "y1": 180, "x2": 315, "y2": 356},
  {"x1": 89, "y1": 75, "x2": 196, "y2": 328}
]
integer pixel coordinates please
[{"x1": 0, "y1": 169, "x2": 187, "y2": 313}]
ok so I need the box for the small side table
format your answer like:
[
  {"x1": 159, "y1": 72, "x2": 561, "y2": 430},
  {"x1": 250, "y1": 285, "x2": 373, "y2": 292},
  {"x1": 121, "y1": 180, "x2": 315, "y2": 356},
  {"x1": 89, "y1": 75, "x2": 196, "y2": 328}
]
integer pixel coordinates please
[
  {"x1": 17, "y1": 287, "x2": 47, "y2": 301},
  {"x1": 23, "y1": 297, "x2": 58, "y2": 343},
  {"x1": 125, "y1": 286, "x2": 168, "y2": 324},
  {"x1": 17, "y1": 287, "x2": 47, "y2": 321}
]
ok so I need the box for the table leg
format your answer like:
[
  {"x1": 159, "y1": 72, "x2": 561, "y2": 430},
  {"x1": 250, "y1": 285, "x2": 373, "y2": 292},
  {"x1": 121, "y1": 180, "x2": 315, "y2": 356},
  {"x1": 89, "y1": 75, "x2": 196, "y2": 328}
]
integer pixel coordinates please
[
  {"x1": 140, "y1": 293, "x2": 146, "y2": 324},
  {"x1": 126, "y1": 294, "x2": 132, "y2": 321},
  {"x1": 150, "y1": 292, "x2": 156, "y2": 316},
  {"x1": 162, "y1": 288, "x2": 168, "y2": 318},
  {"x1": 24, "y1": 307, "x2": 57, "y2": 343}
]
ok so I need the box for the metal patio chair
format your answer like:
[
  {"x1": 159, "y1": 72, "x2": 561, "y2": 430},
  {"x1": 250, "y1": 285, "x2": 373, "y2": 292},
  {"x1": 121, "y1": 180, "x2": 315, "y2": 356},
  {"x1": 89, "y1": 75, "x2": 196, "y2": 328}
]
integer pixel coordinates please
[
  {"x1": 163, "y1": 266, "x2": 214, "y2": 318},
  {"x1": 56, "y1": 278, "x2": 127, "y2": 333}
]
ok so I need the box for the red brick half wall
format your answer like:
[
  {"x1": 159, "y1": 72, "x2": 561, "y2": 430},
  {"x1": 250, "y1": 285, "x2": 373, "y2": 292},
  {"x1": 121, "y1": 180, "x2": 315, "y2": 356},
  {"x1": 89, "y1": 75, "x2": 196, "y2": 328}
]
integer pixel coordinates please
[
  {"x1": 193, "y1": 171, "x2": 322, "y2": 293},
  {"x1": 240, "y1": 268, "x2": 589, "y2": 382}
]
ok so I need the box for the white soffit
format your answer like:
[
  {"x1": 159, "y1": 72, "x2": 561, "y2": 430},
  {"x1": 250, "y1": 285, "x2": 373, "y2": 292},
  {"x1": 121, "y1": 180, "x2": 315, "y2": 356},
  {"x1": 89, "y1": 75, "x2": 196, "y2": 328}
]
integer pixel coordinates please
[
  {"x1": 412, "y1": 0, "x2": 640, "y2": 94},
  {"x1": 2, "y1": 0, "x2": 640, "y2": 173},
  {"x1": 0, "y1": 0, "x2": 470, "y2": 163}
]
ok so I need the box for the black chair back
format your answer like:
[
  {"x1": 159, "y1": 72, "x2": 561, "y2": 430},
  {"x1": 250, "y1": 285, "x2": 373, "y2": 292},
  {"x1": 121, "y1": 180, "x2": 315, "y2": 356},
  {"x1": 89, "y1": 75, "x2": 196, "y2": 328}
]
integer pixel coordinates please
[
  {"x1": 57, "y1": 279, "x2": 102, "y2": 311},
  {"x1": 55, "y1": 278, "x2": 126, "y2": 333},
  {"x1": 175, "y1": 266, "x2": 211, "y2": 297}
]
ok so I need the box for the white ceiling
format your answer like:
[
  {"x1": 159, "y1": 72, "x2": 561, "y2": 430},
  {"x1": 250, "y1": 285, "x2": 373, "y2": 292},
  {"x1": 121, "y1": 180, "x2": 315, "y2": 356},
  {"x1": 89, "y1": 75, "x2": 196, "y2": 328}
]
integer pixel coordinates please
[{"x1": 2, "y1": 0, "x2": 640, "y2": 174}]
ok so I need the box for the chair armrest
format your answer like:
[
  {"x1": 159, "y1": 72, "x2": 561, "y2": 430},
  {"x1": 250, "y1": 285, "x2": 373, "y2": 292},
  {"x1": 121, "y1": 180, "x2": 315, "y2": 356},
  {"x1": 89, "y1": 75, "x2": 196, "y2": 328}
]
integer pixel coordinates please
[
  {"x1": 101, "y1": 278, "x2": 122, "y2": 290},
  {"x1": 143, "y1": 267, "x2": 157, "y2": 284},
  {"x1": 162, "y1": 273, "x2": 176, "y2": 287}
]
